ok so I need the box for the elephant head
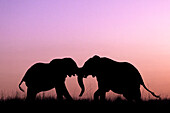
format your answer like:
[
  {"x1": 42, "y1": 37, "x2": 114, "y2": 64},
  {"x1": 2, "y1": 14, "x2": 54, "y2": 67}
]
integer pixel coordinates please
[
  {"x1": 50, "y1": 58, "x2": 86, "y2": 97},
  {"x1": 77, "y1": 55, "x2": 101, "y2": 97},
  {"x1": 50, "y1": 58, "x2": 78, "y2": 77}
]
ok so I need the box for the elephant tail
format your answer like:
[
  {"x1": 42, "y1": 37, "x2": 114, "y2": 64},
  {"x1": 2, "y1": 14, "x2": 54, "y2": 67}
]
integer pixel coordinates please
[
  {"x1": 19, "y1": 79, "x2": 25, "y2": 92},
  {"x1": 141, "y1": 81, "x2": 160, "y2": 99}
]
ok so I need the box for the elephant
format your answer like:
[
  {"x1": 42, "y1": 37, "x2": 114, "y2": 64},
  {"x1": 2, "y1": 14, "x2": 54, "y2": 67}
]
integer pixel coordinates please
[
  {"x1": 77, "y1": 55, "x2": 160, "y2": 102},
  {"x1": 19, "y1": 57, "x2": 79, "y2": 101}
]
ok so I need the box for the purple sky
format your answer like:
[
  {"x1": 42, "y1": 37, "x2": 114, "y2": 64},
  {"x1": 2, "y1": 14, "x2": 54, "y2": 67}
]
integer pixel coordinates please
[{"x1": 0, "y1": 0, "x2": 170, "y2": 99}]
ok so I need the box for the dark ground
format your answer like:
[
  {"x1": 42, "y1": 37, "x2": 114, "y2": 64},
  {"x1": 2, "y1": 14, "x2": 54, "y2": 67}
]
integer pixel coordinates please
[{"x1": 0, "y1": 97, "x2": 169, "y2": 112}]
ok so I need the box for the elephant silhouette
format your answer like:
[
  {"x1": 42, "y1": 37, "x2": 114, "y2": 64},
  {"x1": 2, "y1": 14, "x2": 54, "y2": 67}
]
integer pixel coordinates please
[
  {"x1": 19, "y1": 58, "x2": 79, "y2": 101},
  {"x1": 78, "y1": 55, "x2": 160, "y2": 102}
]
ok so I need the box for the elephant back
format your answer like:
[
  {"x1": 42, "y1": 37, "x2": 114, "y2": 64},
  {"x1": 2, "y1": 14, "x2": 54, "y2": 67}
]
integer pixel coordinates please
[{"x1": 23, "y1": 63, "x2": 50, "y2": 86}]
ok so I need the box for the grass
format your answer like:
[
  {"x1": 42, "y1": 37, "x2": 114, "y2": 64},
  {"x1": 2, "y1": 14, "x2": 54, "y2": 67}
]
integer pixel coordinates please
[
  {"x1": 1, "y1": 96, "x2": 170, "y2": 112},
  {"x1": 0, "y1": 94, "x2": 169, "y2": 105},
  {"x1": 0, "y1": 92, "x2": 170, "y2": 112}
]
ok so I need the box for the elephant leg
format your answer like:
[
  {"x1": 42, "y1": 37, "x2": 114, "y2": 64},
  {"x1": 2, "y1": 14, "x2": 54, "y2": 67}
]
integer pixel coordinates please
[
  {"x1": 94, "y1": 89, "x2": 100, "y2": 100},
  {"x1": 133, "y1": 88, "x2": 141, "y2": 102},
  {"x1": 100, "y1": 91, "x2": 106, "y2": 101},
  {"x1": 123, "y1": 88, "x2": 141, "y2": 102},
  {"x1": 123, "y1": 89, "x2": 133, "y2": 102},
  {"x1": 62, "y1": 84, "x2": 73, "y2": 100},
  {"x1": 26, "y1": 87, "x2": 37, "y2": 101},
  {"x1": 94, "y1": 89, "x2": 105, "y2": 100},
  {"x1": 123, "y1": 94, "x2": 133, "y2": 102},
  {"x1": 55, "y1": 88, "x2": 63, "y2": 101}
]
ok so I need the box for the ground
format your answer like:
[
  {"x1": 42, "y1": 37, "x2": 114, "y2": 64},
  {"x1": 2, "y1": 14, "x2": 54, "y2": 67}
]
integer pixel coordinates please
[{"x1": 0, "y1": 97, "x2": 169, "y2": 112}]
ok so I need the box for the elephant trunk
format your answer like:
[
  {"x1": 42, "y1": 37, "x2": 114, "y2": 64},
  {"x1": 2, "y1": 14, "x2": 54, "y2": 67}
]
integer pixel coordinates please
[{"x1": 78, "y1": 75, "x2": 85, "y2": 97}]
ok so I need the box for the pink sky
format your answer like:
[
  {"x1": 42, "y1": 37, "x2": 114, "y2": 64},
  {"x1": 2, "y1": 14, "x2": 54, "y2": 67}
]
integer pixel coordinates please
[{"x1": 0, "y1": 0, "x2": 170, "y2": 99}]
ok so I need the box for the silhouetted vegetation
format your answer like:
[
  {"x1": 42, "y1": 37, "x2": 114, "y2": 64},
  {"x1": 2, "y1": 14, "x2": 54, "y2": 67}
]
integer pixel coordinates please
[
  {"x1": 0, "y1": 95, "x2": 169, "y2": 105},
  {"x1": 0, "y1": 94, "x2": 169, "y2": 112}
]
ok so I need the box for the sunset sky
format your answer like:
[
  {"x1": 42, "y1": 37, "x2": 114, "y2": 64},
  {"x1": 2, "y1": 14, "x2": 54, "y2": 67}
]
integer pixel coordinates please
[{"x1": 0, "y1": 0, "x2": 170, "y2": 99}]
